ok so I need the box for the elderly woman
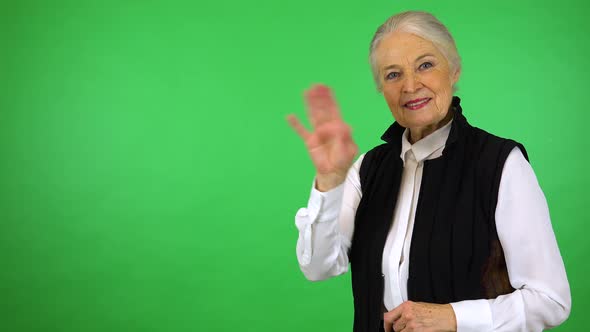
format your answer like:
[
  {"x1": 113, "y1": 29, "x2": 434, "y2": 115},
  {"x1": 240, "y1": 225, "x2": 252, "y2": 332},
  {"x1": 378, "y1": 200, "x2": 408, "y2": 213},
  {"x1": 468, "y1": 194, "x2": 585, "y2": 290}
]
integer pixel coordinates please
[{"x1": 287, "y1": 11, "x2": 571, "y2": 332}]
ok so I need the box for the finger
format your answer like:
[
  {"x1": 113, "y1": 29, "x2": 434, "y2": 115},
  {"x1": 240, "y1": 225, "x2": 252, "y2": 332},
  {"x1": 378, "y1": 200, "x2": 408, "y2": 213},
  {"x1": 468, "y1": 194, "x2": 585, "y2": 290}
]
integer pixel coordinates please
[
  {"x1": 393, "y1": 318, "x2": 406, "y2": 332},
  {"x1": 304, "y1": 84, "x2": 342, "y2": 128},
  {"x1": 386, "y1": 303, "x2": 404, "y2": 323},
  {"x1": 383, "y1": 311, "x2": 397, "y2": 332},
  {"x1": 305, "y1": 84, "x2": 340, "y2": 122},
  {"x1": 383, "y1": 318, "x2": 393, "y2": 332},
  {"x1": 286, "y1": 114, "x2": 310, "y2": 140}
]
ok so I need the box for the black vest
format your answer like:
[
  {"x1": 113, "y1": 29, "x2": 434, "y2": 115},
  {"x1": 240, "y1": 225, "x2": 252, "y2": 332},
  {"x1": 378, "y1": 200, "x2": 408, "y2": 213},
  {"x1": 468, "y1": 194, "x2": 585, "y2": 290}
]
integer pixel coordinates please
[{"x1": 349, "y1": 97, "x2": 527, "y2": 332}]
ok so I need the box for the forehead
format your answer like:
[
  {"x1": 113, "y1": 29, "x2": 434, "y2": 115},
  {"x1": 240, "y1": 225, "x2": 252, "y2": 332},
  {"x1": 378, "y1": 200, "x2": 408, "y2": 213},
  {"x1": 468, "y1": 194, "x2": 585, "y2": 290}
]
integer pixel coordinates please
[{"x1": 375, "y1": 31, "x2": 444, "y2": 67}]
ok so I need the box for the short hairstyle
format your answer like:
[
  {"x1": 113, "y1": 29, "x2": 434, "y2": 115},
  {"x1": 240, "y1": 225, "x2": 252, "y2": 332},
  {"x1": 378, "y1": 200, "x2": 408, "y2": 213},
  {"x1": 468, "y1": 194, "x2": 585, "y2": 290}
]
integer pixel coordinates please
[{"x1": 369, "y1": 11, "x2": 462, "y2": 92}]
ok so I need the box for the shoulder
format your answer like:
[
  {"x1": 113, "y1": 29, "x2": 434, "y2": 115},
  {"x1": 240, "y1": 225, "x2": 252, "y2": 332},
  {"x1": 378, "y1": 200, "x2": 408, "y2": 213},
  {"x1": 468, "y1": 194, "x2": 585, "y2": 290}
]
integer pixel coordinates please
[
  {"x1": 360, "y1": 141, "x2": 399, "y2": 168},
  {"x1": 363, "y1": 142, "x2": 390, "y2": 159},
  {"x1": 357, "y1": 142, "x2": 401, "y2": 190},
  {"x1": 463, "y1": 125, "x2": 529, "y2": 162}
]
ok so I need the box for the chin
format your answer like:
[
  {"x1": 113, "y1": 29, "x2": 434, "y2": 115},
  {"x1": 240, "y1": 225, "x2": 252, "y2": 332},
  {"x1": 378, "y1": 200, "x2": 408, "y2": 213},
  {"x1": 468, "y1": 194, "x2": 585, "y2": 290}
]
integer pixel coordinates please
[{"x1": 401, "y1": 113, "x2": 436, "y2": 128}]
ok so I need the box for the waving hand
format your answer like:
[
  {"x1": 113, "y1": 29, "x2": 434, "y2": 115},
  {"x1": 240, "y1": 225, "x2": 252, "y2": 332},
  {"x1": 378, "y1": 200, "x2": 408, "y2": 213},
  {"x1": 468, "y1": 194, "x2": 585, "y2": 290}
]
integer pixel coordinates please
[{"x1": 287, "y1": 84, "x2": 358, "y2": 192}]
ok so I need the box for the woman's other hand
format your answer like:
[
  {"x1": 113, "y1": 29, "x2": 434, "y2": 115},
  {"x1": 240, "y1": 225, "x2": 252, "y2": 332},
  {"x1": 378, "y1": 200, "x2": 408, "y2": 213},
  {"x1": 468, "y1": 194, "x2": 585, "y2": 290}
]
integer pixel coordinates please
[
  {"x1": 287, "y1": 84, "x2": 358, "y2": 192},
  {"x1": 383, "y1": 301, "x2": 457, "y2": 332}
]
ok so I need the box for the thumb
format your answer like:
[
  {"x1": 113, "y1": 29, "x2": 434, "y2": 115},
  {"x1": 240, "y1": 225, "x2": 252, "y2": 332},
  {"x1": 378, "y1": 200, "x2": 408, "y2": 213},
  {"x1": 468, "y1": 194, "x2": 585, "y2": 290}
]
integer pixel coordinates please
[{"x1": 286, "y1": 114, "x2": 310, "y2": 140}]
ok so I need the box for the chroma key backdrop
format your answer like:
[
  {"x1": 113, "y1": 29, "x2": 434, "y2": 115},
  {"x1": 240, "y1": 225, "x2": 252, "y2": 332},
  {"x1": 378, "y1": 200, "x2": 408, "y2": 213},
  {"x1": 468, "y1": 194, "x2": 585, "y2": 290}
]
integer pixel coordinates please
[{"x1": 1, "y1": 0, "x2": 588, "y2": 331}]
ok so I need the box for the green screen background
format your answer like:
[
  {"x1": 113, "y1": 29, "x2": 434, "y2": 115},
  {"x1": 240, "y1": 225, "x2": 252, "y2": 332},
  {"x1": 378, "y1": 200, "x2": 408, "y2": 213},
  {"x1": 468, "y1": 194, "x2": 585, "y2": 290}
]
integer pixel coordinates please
[{"x1": 1, "y1": 0, "x2": 588, "y2": 331}]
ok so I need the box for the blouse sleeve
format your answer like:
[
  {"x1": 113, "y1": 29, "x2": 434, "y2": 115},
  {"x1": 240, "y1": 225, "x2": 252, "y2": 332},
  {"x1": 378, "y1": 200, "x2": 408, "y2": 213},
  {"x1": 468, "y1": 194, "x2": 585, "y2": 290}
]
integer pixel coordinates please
[
  {"x1": 450, "y1": 147, "x2": 571, "y2": 331},
  {"x1": 294, "y1": 154, "x2": 364, "y2": 281}
]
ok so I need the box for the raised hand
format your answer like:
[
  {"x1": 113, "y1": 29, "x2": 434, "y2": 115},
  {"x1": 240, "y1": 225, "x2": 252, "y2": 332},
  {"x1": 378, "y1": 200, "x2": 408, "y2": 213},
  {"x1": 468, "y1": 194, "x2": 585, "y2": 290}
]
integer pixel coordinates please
[{"x1": 287, "y1": 84, "x2": 358, "y2": 192}]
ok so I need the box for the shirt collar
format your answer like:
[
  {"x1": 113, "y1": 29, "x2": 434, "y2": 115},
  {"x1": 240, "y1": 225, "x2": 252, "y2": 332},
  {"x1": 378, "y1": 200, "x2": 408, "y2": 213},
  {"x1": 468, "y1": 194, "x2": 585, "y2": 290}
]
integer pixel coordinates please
[{"x1": 400, "y1": 119, "x2": 453, "y2": 164}]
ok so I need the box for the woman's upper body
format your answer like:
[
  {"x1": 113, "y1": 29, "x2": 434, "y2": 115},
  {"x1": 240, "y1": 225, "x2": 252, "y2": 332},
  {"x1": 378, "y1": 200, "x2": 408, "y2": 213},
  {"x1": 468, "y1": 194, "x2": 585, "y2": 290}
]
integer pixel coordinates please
[
  {"x1": 294, "y1": 109, "x2": 571, "y2": 331},
  {"x1": 287, "y1": 10, "x2": 571, "y2": 332}
]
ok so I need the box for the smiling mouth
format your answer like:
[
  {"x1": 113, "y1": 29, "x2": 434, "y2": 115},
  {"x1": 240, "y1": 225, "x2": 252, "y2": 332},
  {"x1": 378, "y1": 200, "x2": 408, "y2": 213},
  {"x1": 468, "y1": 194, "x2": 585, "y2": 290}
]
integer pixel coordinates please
[{"x1": 404, "y1": 98, "x2": 431, "y2": 110}]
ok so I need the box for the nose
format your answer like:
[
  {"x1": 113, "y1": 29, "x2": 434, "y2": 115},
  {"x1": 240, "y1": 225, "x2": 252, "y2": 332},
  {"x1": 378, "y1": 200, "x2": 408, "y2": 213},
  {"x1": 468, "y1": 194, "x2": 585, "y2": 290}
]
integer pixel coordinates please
[{"x1": 402, "y1": 73, "x2": 422, "y2": 93}]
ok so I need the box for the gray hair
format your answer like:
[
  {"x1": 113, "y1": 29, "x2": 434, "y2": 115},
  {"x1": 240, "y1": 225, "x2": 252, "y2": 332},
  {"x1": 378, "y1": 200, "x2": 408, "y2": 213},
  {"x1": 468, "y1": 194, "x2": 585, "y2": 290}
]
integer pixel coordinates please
[{"x1": 369, "y1": 11, "x2": 461, "y2": 91}]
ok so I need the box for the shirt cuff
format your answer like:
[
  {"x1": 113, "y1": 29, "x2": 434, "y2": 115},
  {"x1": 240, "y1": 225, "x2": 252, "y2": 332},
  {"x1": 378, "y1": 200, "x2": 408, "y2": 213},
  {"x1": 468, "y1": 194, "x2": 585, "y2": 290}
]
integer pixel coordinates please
[
  {"x1": 297, "y1": 180, "x2": 345, "y2": 267},
  {"x1": 450, "y1": 299, "x2": 493, "y2": 332},
  {"x1": 307, "y1": 179, "x2": 345, "y2": 223}
]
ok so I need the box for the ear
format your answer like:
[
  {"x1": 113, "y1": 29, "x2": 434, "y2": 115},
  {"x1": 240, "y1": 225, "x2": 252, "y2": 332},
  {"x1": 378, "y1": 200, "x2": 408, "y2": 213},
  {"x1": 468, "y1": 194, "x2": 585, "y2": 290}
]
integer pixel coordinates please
[{"x1": 451, "y1": 67, "x2": 462, "y2": 85}]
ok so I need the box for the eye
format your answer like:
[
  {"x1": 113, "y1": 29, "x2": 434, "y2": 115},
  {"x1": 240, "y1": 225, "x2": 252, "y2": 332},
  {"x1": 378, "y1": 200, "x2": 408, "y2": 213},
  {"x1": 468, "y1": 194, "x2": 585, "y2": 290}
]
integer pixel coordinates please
[
  {"x1": 419, "y1": 62, "x2": 434, "y2": 70},
  {"x1": 385, "y1": 72, "x2": 400, "y2": 80}
]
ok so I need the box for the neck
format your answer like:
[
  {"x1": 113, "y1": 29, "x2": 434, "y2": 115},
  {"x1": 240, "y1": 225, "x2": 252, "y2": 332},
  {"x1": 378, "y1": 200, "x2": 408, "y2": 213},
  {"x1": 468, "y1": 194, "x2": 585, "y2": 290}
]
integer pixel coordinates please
[{"x1": 408, "y1": 110, "x2": 454, "y2": 144}]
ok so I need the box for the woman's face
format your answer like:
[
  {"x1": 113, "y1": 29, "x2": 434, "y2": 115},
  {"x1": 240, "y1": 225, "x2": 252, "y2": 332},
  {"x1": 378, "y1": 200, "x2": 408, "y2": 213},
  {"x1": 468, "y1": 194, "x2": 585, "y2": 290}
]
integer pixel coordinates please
[{"x1": 375, "y1": 31, "x2": 460, "y2": 141}]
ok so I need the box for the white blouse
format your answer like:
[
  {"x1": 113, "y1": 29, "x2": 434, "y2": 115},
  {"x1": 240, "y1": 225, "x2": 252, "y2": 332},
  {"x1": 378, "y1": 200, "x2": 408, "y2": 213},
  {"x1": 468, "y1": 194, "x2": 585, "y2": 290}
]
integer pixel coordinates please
[{"x1": 294, "y1": 120, "x2": 571, "y2": 331}]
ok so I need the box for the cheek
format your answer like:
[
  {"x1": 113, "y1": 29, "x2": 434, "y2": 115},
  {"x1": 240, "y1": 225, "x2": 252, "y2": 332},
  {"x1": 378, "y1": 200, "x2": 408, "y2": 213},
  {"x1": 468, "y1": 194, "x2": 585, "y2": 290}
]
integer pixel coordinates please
[
  {"x1": 427, "y1": 73, "x2": 453, "y2": 112},
  {"x1": 383, "y1": 90, "x2": 401, "y2": 108}
]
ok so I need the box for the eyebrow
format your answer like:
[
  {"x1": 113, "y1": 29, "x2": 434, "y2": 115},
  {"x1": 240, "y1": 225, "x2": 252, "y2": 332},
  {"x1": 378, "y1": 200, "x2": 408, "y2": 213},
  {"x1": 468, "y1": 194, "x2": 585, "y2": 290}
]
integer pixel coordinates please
[{"x1": 381, "y1": 53, "x2": 436, "y2": 71}]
